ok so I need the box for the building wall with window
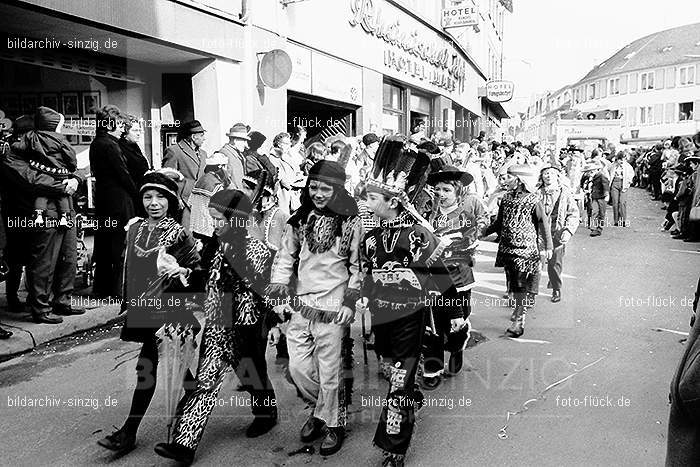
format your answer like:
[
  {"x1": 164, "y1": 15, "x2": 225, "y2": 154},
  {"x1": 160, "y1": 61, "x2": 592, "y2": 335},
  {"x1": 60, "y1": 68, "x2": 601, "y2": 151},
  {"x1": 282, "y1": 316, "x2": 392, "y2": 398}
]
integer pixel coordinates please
[{"x1": 568, "y1": 22, "x2": 700, "y2": 142}]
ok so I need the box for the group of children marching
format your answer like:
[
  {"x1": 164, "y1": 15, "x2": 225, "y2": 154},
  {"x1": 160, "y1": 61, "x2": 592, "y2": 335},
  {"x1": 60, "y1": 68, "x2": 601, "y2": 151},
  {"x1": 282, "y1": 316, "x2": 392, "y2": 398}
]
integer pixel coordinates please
[{"x1": 98, "y1": 135, "x2": 579, "y2": 467}]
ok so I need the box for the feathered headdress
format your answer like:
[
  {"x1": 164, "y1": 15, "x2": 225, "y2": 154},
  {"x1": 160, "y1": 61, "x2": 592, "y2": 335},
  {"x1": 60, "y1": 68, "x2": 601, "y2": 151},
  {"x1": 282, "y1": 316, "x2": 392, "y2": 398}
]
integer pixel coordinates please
[{"x1": 366, "y1": 135, "x2": 433, "y2": 230}]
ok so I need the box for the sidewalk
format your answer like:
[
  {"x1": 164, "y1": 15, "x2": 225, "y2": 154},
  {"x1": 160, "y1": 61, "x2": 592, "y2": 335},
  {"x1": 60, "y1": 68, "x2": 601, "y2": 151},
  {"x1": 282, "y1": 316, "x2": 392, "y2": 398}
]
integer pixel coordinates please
[{"x1": 0, "y1": 288, "x2": 122, "y2": 361}]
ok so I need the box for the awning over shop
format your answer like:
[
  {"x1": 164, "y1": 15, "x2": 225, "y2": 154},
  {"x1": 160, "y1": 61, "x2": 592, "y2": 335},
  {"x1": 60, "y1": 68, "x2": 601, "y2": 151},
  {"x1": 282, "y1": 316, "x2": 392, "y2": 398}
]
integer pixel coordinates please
[{"x1": 482, "y1": 97, "x2": 509, "y2": 119}]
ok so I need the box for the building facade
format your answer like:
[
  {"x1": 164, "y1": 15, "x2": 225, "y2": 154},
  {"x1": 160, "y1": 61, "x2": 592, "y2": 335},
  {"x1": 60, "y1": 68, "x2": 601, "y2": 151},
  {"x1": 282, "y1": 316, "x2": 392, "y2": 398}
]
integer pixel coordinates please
[
  {"x1": 0, "y1": 0, "x2": 512, "y2": 170},
  {"x1": 520, "y1": 22, "x2": 700, "y2": 146}
]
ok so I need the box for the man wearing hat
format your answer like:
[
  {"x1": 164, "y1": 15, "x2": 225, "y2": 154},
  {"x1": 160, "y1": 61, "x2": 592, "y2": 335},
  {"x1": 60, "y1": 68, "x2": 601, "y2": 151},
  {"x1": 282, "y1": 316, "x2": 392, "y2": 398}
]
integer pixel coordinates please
[
  {"x1": 424, "y1": 165, "x2": 486, "y2": 380},
  {"x1": 539, "y1": 165, "x2": 580, "y2": 303},
  {"x1": 582, "y1": 160, "x2": 609, "y2": 237},
  {"x1": 212, "y1": 122, "x2": 255, "y2": 191},
  {"x1": 163, "y1": 119, "x2": 207, "y2": 229},
  {"x1": 482, "y1": 164, "x2": 553, "y2": 338}
]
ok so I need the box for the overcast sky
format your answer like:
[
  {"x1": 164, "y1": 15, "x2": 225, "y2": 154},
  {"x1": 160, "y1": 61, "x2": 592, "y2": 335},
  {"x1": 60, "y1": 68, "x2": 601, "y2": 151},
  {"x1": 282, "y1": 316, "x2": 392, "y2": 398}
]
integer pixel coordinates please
[{"x1": 502, "y1": 0, "x2": 700, "y2": 114}]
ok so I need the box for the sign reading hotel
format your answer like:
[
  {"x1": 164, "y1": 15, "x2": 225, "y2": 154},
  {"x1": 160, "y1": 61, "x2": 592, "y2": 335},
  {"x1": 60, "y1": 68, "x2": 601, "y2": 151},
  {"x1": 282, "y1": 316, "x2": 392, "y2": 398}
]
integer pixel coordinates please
[
  {"x1": 349, "y1": 0, "x2": 466, "y2": 93},
  {"x1": 486, "y1": 80, "x2": 514, "y2": 102},
  {"x1": 441, "y1": 2, "x2": 478, "y2": 28}
]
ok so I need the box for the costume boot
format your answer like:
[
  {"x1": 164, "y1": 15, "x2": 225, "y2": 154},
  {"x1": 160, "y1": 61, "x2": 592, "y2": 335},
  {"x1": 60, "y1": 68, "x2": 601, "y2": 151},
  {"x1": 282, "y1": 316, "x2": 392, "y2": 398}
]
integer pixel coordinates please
[{"x1": 505, "y1": 293, "x2": 526, "y2": 338}]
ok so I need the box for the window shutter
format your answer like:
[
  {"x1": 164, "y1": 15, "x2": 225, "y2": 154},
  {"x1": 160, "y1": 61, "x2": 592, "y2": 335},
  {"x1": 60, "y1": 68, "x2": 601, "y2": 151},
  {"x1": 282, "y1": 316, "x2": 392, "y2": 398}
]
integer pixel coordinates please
[
  {"x1": 620, "y1": 75, "x2": 628, "y2": 94},
  {"x1": 665, "y1": 103, "x2": 675, "y2": 123},
  {"x1": 655, "y1": 69, "x2": 665, "y2": 89},
  {"x1": 629, "y1": 72, "x2": 638, "y2": 93},
  {"x1": 630, "y1": 107, "x2": 638, "y2": 126},
  {"x1": 695, "y1": 100, "x2": 700, "y2": 121},
  {"x1": 666, "y1": 67, "x2": 676, "y2": 88},
  {"x1": 599, "y1": 79, "x2": 607, "y2": 98},
  {"x1": 654, "y1": 104, "x2": 664, "y2": 124}
]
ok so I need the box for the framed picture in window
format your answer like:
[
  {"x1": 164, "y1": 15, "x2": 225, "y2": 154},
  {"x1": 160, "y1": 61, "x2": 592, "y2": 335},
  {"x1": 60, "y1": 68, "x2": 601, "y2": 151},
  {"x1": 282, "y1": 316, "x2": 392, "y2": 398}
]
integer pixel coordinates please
[
  {"x1": 21, "y1": 94, "x2": 38, "y2": 115},
  {"x1": 165, "y1": 131, "x2": 178, "y2": 147},
  {"x1": 81, "y1": 91, "x2": 101, "y2": 118},
  {"x1": 61, "y1": 92, "x2": 80, "y2": 118},
  {"x1": 41, "y1": 93, "x2": 60, "y2": 113}
]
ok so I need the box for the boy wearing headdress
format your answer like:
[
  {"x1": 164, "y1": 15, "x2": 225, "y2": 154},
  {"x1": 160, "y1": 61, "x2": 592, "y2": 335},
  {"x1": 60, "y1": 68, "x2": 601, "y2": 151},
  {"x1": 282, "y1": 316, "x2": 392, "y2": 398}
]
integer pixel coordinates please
[{"x1": 362, "y1": 136, "x2": 462, "y2": 467}]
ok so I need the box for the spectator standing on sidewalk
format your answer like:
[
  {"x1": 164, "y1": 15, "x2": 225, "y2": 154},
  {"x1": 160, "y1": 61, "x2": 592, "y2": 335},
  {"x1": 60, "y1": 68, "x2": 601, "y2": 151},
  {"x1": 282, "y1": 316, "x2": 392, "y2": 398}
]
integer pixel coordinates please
[
  {"x1": 0, "y1": 190, "x2": 13, "y2": 338},
  {"x1": 119, "y1": 115, "x2": 151, "y2": 216},
  {"x1": 90, "y1": 105, "x2": 137, "y2": 298},
  {"x1": 162, "y1": 120, "x2": 207, "y2": 229}
]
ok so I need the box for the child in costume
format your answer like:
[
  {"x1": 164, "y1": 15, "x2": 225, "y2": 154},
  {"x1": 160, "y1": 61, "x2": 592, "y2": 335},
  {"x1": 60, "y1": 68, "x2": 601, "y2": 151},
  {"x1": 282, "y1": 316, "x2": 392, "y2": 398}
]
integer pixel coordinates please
[
  {"x1": 267, "y1": 160, "x2": 363, "y2": 457},
  {"x1": 482, "y1": 164, "x2": 553, "y2": 338},
  {"x1": 154, "y1": 189, "x2": 278, "y2": 464},
  {"x1": 362, "y1": 136, "x2": 462, "y2": 467},
  {"x1": 424, "y1": 165, "x2": 488, "y2": 382}
]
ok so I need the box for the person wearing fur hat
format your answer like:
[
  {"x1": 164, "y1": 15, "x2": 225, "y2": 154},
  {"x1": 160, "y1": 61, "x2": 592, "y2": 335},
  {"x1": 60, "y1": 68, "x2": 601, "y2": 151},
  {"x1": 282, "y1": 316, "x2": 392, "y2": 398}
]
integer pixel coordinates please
[
  {"x1": 155, "y1": 189, "x2": 279, "y2": 464},
  {"x1": 267, "y1": 160, "x2": 363, "y2": 457},
  {"x1": 539, "y1": 165, "x2": 580, "y2": 303},
  {"x1": 98, "y1": 170, "x2": 200, "y2": 456},
  {"x1": 162, "y1": 119, "x2": 207, "y2": 229},
  {"x1": 12, "y1": 106, "x2": 77, "y2": 228},
  {"x1": 481, "y1": 164, "x2": 553, "y2": 338},
  {"x1": 361, "y1": 136, "x2": 461, "y2": 466},
  {"x1": 423, "y1": 165, "x2": 487, "y2": 380}
]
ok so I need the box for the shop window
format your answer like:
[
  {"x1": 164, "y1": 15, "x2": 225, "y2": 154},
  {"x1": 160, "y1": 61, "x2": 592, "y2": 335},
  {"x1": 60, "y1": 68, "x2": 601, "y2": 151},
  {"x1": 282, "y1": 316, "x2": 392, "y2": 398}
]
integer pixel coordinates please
[
  {"x1": 383, "y1": 82, "x2": 406, "y2": 135},
  {"x1": 679, "y1": 102, "x2": 694, "y2": 121},
  {"x1": 609, "y1": 78, "x2": 620, "y2": 95},
  {"x1": 640, "y1": 71, "x2": 654, "y2": 90},
  {"x1": 639, "y1": 106, "x2": 653, "y2": 124},
  {"x1": 679, "y1": 66, "x2": 695, "y2": 86}
]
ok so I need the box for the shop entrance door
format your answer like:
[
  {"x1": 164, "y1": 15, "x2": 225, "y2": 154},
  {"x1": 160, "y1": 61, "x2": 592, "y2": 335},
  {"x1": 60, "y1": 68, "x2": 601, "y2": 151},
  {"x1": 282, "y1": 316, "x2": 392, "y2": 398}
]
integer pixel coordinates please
[{"x1": 287, "y1": 92, "x2": 357, "y2": 146}]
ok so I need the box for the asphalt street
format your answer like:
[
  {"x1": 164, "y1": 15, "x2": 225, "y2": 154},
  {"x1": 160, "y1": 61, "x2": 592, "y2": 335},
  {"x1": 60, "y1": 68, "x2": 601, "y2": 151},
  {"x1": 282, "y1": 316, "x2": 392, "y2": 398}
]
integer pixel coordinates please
[{"x1": 1, "y1": 187, "x2": 698, "y2": 467}]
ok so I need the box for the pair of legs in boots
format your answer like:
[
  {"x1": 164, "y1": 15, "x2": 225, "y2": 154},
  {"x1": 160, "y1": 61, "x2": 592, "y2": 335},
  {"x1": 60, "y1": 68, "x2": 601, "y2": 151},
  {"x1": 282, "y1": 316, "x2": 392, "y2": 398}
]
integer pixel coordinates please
[
  {"x1": 155, "y1": 322, "x2": 277, "y2": 464},
  {"x1": 505, "y1": 268, "x2": 540, "y2": 338},
  {"x1": 285, "y1": 312, "x2": 349, "y2": 456},
  {"x1": 422, "y1": 290, "x2": 472, "y2": 388},
  {"x1": 97, "y1": 337, "x2": 197, "y2": 456}
]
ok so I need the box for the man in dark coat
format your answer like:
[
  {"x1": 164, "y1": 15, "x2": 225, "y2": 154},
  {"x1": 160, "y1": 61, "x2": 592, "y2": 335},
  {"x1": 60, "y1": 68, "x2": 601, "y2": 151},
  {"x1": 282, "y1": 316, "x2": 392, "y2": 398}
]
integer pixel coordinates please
[
  {"x1": 162, "y1": 120, "x2": 207, "y2": 230},
  {"x1": 89, "y1": 105, "x2": 137, "y2": 298},
  {"x1": 1, "y1": 121, "x2": 83, "y2": 324},
  {"x1": 666, "y1": 275, "x2": 700, "y2": 466}
]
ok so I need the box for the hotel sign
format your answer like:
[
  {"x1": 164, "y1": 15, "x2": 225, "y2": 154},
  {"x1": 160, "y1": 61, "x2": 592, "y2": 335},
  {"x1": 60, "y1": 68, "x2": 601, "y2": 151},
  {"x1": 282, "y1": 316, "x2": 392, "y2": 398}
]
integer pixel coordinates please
[
  {"x1": 349, "y1": 0, "x2": 466, "y2": 92},
  {"x1": 441, "y1": 3, "x2": 478, "y2": 29},
  {"x1": 486, "y1": 80, "x2": 514, "y2": 103}
]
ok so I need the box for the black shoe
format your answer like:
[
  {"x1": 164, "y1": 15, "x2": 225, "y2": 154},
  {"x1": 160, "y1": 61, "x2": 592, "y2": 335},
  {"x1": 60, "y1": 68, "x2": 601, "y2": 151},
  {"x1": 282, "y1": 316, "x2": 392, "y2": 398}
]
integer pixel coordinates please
[
  {"x1": 53, "y1": 304, "x2": 85, "y2": 316},
  {"x1": 32, "y1": 313, "x2": 63, "y2": 324},
  {"x1": 97, "y1": 428, "x2": 136, "y2": 455},
  {"x1": 447, "y1": 351, "x2": 463, "y2": 375},
  {"x1": 683, "y1": 237, "x2": 699, "y2": 243},
  {"x1": 551, "y1": 290, "x2": 561, "y2": 303},
  {"x1": 154, "y1": 442, "x2": 195, "y2": 465},
  {"x1": 246, "y1": 411, "x2": 278, "y2": 438},
  {"x1": 300, "y1": 416, "x2": 325, "y2": 443},
  {"x1": 421, "y1": 375, "x2": 442, "y2": 390},
  {"x1": 589, "y1": 230, "x2": 601, "y2": 237},
  {"x1": 0, "y1": 326, "x2": 12, "y2": 339},
  {"x1": 672, "y1": 234, "x2": 687, "y2": 240},
  {"x1": 319, "y1": 426, "x2": 345, "y2": 456},
  {"x1": 670, "y1": 229, "x2": 680, "y2": 236}
]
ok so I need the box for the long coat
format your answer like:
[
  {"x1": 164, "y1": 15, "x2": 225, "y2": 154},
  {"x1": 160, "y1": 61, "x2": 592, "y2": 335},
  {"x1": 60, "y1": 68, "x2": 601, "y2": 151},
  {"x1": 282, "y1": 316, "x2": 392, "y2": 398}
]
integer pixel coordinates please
[
  {"x1": 162, "y1": 141, "x2": 207, "y2": 210},
  {"x1": 119, "y1": 138, "x2": 151, "y2": 215},
  {"x1": 666, "y1": 275, "x2": 700, "y2": 465},
  {"x1": 89, "y1": 132, "x2": 138, "y2": 227}
]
